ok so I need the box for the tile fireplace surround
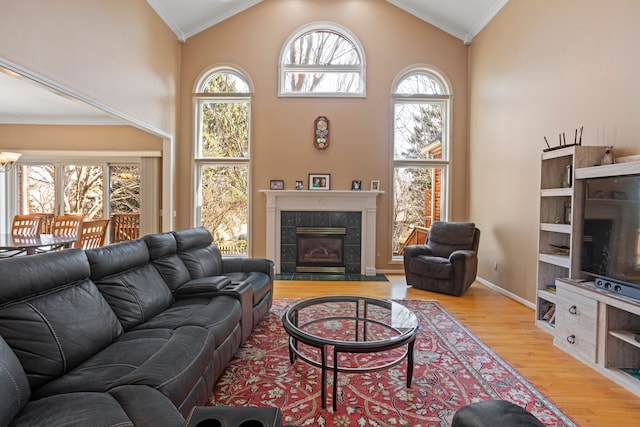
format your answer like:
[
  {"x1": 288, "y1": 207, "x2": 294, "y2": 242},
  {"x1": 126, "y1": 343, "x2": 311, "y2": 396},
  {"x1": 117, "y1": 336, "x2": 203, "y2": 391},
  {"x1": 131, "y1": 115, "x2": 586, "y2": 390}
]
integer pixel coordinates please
[{"x1": 260, "y1": 190, "x2": 383, "y2": 275}]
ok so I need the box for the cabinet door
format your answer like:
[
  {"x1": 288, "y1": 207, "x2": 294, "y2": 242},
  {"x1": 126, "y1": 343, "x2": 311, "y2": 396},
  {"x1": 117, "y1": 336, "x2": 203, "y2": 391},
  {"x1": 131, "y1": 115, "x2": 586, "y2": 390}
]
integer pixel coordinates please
[{"x1": 554, "y1": 286, "x2": 598, "y2": 362}]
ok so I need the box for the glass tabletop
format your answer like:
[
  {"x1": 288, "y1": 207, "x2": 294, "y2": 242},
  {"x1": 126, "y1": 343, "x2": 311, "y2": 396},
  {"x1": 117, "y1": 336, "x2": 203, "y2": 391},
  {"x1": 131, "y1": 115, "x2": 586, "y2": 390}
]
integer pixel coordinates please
[{"x1": 282, "y1": 295, "x2": 419, "y2": 350}]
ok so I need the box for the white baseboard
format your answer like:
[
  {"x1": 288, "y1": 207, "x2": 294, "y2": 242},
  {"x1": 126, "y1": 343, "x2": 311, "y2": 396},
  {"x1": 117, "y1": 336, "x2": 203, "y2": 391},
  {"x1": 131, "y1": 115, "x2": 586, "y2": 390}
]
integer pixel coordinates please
[{"x1": 476, "y1": 276, "x2": 535, "y2": 310}]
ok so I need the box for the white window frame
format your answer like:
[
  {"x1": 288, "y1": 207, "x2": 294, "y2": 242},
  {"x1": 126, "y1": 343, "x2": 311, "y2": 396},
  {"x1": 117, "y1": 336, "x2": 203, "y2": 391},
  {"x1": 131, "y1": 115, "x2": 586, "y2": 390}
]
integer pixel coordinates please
[
  {"x1": 193, "y1": 66, "x2": 253, "y2": 256},
  {"x1": 278, "y1": 21, "x2": 366, "y2": 97},
  {"x1": 391, "y1": 67, "x2": 453, "y2": 260}
]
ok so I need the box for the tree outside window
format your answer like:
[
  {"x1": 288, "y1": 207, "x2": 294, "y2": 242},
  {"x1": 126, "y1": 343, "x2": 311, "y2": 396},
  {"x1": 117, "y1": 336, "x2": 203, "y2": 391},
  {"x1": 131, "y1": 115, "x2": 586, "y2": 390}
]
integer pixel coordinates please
[
  {"x1": 195, "y1": 69, "x2": 251, "y2": 255},
  {"x1": 392, "y1": 70, "x2": 450, "y2": 257}
]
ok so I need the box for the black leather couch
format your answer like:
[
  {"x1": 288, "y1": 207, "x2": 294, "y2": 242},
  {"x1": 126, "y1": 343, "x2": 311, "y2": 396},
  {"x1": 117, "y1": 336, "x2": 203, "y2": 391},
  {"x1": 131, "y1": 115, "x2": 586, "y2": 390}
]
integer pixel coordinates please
[{"x1": 0, "y1": 227, "x2": 274, "y2": 427}]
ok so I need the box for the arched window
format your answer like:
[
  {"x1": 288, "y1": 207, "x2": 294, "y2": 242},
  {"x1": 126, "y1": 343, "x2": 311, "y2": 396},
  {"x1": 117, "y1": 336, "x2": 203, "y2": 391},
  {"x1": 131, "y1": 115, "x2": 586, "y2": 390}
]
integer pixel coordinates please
[
  {"x1": 391, "y1": 68, "x2": 451, "y2": 258},
  {"x1": 279, "y1": 22, "x2": 366, "y2": 96},
  {"x1": 194, "y1": 67, "x2": 252, "y2": 255}
]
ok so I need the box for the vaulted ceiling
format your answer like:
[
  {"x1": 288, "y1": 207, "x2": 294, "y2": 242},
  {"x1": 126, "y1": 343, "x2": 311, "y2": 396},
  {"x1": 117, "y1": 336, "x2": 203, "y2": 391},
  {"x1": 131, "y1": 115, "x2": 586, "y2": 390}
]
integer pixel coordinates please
[{"x1": 0, "y1": 0, "x2": 508, "y2": 125}]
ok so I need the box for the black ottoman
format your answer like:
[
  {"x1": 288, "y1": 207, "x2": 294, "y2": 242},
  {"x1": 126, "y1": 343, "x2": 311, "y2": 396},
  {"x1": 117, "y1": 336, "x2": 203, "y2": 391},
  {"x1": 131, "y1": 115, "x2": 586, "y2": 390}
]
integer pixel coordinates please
[
  {"x1": 452, "y1": 400, "x2": 545, "y2": 427},
  {"x1": 183, "y1": 406, "x2": 284, "y2": 427}
]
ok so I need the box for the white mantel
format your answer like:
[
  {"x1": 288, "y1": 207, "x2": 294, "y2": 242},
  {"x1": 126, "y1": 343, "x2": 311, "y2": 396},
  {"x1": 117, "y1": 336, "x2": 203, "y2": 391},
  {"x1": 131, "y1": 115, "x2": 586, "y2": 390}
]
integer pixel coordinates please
[{"x1": 259, "y1": 190, "x2": 383, "y2": 275}]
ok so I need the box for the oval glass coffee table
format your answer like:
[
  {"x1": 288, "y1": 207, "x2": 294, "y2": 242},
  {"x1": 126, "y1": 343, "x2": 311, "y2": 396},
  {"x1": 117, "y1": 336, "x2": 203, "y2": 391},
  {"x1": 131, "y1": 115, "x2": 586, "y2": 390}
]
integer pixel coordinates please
[{"x1": 281, "y1": 295, "x2": 419, "y2": 410}]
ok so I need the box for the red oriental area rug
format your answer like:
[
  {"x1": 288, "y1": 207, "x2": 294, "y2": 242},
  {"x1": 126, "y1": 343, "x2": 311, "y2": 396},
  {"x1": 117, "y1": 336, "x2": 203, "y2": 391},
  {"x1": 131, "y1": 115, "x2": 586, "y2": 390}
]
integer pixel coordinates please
[{"x1": 210, "y1": 299, "x2": 576, "y2": 426}]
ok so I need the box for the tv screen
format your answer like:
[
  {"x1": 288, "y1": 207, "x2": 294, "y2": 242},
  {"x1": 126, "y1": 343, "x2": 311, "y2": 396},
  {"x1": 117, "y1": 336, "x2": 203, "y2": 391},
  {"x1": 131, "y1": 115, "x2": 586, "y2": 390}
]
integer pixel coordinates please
[{"x1": 581, "y1": 174, "x2": 640, "y2": 290}]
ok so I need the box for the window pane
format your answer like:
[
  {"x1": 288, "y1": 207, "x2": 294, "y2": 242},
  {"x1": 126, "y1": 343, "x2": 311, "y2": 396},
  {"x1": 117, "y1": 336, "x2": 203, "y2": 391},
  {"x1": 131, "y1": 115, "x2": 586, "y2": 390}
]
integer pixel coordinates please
[
  {"x1": 392, "y1": 167, "x2": 443, "y2": 256},
  {"x1": 395, "y1": 72, "x2": 445, "y2": 95},
  {"x1": 18, "y1": 164, "x2": 56, "y2": 214},
  {"x1": 110, "y1": 165, "x2": 140, "y2": 213},
  {"x1": 63, "y1": 165, "x2": 103, "y2": 219},
  {"x1": 202, "y1": 71, "x2": 250, "y2": 93},
  {"x1": 284, "y1": 31, "x2": 360, "y2": 65},
  {"x1": 199, "y1": 100, "x2": 249, "y2": 158},
  {"x1": 283, "y1": 71, "x2": 361, "y2": 93},
  {"x1": 199, "y1": 164, "x2": 248, "y2": 255},
  {"x1": 394, "y1": 102, "x2": 444, "y2": 160}
]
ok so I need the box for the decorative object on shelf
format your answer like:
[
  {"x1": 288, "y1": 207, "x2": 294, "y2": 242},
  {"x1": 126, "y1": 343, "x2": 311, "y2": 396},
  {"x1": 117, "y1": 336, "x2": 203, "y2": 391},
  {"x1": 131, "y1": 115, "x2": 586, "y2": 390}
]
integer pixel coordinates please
[
  {"x1": 309, "y1": 173, "x2": 330, "y2": 190},
  {"x1": 561, "y1": 164, "x2": 572, "y2": 188},
  {"x1": 314, "y1": 116, "x2": 330, "y2": 150},
  {"x1": 600, "y1": 146, "x2": 614, "y2": 165},
  {"x1": 295, "y1": 180, "x2": 303, "y2": 190},
  {"x1": 351, "y1": 180, "x2": 361, "y2": 191},
  {"x1": 564, "y1": 201, "x2": 572, "y2": 224},
  {"x1": 270, "y1": 180, "x2": 284, "y2": 190},
  {"x1": 0, "y1": 151, "x2": 22, "y2": 172},
  {"x1": 611, "y1": 191, "x2": 627, "y2": 200},
  {"x1": 370, "y1": 180, "x2": 380, "y2": 191}
]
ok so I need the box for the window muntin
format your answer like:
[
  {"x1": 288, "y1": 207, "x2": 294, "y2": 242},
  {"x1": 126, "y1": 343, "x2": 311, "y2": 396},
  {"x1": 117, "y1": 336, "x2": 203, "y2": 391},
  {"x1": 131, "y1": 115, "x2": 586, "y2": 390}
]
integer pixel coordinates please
[
  {"x1": 392, "y1": 69, "x2": 451, "y2": 258},
  {"x1": 194, "y1": 68, "x2": 252, "y2": 256},
  {"x1": 280, "y1": 23, "x2": 365, "y2": 96}
]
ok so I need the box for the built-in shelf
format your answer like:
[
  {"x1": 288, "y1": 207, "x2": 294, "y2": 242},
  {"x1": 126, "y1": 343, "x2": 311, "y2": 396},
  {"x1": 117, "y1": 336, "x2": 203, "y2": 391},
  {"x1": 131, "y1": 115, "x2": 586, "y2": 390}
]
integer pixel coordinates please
[
  {"x1": 540, "y1": 223, "x2": 571, "y2": 234},
  {"x1": 609, "y1": 330, "x2": 640, "y2": 349},
  {"x1": 539, "y1": 253, "x2": 570, "y2": 268}
]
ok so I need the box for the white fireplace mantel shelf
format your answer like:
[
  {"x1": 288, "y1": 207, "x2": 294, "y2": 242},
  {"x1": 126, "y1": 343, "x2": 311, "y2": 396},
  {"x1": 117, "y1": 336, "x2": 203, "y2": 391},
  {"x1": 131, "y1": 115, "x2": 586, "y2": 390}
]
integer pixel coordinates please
[{"x1": 259, "y1": 190, "x2": 383, "y2": 275}]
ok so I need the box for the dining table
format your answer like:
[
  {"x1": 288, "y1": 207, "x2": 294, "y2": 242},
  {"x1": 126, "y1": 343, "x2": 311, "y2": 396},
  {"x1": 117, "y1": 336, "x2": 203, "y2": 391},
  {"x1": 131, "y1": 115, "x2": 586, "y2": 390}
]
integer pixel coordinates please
[{"x1": 0, "y1": 234, "x2": 78, "y2": 256}]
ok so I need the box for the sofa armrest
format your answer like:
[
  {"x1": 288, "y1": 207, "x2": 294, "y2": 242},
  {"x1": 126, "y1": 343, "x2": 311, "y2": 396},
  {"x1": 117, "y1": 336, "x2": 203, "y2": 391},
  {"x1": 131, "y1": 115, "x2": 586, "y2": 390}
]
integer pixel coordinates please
[
  {"x1": 221, "y1": 257, "x2": 275, "y2": 279},
  {"x1": 449, "y1": 249, "x2": 476, "y2": 263},
  {"x1": 173, "y1": 276, "x2": 232, "y2": 298}
]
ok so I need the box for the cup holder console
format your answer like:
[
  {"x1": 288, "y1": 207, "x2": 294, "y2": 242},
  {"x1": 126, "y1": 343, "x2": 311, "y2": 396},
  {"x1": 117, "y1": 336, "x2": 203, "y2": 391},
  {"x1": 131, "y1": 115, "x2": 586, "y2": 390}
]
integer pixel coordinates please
[{"x1": 184, "y1": 406, "x2": 284, "y2": 427}]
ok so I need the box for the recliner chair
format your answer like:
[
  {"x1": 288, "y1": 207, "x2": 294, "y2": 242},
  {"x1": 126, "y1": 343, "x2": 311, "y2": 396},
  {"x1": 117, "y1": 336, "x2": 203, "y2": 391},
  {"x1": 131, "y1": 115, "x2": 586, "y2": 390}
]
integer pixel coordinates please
[{"x1": 403, "y1": 221, "x2": 480, "y2": 296}]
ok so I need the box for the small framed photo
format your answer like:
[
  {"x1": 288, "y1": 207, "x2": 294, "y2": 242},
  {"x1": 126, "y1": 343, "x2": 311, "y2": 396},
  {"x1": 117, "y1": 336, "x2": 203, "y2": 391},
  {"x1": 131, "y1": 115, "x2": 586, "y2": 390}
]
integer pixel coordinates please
[
  {"x1": 564, "y1": 201, "x2": 572, "y2": 224},
  {"x1": 270, "y1": 180, "x2": 284, "y2": 190},
  {"x1": 351, "y1": 180, "x2": 362, "y2": 191},
  {"x1": 295, "y1": 180, "x2": 304, "y2": 190},
  {"x1": 309, "y1": 174, "x2": 330, "y2": 190},
  {"x1": 370, "y1": 180, "x2": 380, "y2": 191}
]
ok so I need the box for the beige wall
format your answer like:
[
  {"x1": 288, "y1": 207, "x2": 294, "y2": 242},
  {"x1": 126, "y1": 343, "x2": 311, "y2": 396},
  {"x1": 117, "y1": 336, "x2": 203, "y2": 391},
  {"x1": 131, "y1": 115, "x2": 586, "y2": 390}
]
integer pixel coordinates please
[
  {"x1": 469, "y1": 0, "x2": 640, "y2": 302},
  {"x1": 178, "y1": 0, "x2": 470, "y2": 269},
  {"x1": 0, "y1": 124, "x2": 162, "y2": 151},
  {"x1": 0, "y1": 0, "x2": 180, "y2": 135}
]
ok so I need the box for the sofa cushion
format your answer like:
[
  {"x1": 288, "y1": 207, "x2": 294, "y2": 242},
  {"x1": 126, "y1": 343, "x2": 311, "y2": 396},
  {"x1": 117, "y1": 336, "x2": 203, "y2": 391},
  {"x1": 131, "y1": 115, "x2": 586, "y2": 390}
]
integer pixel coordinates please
[
  {"x1": 0, "y1": 249, "x2": 123, "y2": 392},
  {"x1": 409, "y1": 255, "x2": 453, "y2": 280},
  {"x1": 144, "y1": 231, "x2": 192, "y2": 291},
  {"x1": 427, "y1": 221, "x2": 476, "y2": 258},
  {"x1": 11, "y1": 385, "x2": 184, "y2": 427},
  {"x1": 173, "y1": 227, "x2": 223, "y2": 277},
  {"x1": 32, "y1": 325, "x2": 215, "y2": 410},
  {"x1": 0, "y1": 335, "x2": 31, "y2": 424},
  {"x1": 86, "y1": 240, "x2": 175, "y2": 330},
  {"x1": 131, "y1": 295, "x2": 242, "y2": 346}
]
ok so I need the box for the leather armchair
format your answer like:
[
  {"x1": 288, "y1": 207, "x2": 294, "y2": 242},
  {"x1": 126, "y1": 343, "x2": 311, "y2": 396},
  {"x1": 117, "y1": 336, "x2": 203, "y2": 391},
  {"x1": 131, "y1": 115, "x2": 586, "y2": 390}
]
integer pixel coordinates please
[{"x1": 403, "y1": 221, "x2": 480, "y2": 296}]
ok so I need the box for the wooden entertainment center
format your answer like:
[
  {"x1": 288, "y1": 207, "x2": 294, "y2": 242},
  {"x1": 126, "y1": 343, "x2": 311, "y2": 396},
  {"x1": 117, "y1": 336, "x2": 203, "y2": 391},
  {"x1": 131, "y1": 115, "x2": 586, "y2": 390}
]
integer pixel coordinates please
[{"x1": 536, "y1": 145, "x2": 640, "y2": 397}]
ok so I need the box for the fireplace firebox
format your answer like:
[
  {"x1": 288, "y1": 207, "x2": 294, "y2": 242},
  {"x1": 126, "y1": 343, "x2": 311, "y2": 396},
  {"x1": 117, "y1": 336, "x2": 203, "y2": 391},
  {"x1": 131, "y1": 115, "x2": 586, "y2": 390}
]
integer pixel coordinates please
[{"x1": 296, "y1": 227, "x2": 346, "y2": 273}]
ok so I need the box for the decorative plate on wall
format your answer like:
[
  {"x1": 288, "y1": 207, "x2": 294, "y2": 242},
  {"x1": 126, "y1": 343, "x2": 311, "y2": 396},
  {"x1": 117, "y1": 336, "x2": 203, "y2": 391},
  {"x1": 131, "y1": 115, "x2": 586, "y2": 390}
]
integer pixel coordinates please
[{"x1": 314, "y1": 116, "x2": 329, "y2": 150}]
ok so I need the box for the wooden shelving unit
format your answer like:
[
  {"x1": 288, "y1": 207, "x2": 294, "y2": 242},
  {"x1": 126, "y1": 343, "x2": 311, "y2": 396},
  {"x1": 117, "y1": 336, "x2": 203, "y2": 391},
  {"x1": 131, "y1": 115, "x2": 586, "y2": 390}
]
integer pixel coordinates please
[{"x1": 535, "y1": 146, "x2": 605, "y2": 331}]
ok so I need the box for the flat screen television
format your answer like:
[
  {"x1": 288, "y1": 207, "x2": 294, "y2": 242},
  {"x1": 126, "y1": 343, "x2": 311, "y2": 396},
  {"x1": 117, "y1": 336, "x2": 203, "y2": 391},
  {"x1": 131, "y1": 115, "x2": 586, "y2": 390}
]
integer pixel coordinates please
[{"x1": 581, "y1": 174, "x2": 640, "y2": 300}]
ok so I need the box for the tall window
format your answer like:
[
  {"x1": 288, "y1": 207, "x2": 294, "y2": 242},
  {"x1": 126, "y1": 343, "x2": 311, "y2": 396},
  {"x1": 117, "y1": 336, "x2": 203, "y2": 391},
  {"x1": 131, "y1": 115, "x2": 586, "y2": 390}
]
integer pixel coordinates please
[
  {"x1": 392, "y1": 69, "x2": 451, "y2": 257},
  {"x1": 279, "y1": 22, "x2": 365, "y2": 96},
  {"x1": 194, "y1": 68, "x2": 251, "y2": 255}
]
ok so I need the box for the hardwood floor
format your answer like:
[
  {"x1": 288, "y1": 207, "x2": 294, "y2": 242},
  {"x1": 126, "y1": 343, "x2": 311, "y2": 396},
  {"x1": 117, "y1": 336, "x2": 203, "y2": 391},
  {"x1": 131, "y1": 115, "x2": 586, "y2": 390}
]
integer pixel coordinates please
[{"x1": 273, "y1": 275, "x2": 640, "y2": 427}]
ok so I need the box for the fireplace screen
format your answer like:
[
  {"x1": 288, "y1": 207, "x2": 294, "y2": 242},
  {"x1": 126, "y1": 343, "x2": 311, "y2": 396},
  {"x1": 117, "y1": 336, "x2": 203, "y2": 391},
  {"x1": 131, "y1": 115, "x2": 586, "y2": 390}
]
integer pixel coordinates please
[{"x1": 296, "y1": 227, "x2": 346, "y2": 273}]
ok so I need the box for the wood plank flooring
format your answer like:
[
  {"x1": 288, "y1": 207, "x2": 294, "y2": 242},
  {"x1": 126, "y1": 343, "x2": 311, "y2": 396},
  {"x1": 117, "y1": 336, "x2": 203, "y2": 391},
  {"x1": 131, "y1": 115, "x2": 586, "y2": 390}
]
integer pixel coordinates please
[{"x1": 273, "y1": 275, "x2": 640, "y2": 427}]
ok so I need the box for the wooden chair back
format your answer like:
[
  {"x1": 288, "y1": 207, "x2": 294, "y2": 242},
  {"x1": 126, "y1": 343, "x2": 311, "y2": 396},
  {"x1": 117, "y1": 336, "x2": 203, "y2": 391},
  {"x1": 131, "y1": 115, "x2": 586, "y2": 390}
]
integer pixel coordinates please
[
  {"x1": 111, "y1": 213, "x2": 140, "y2": 243},
  {"x1": 75, "y1": 219, "x2": 110, "y2": 249},
  {"x1": 12, "y1": 215, "x2": 41, "y2": 236},
  {"x1": 34, "y1": 213, "x2": 55, "y2": 234},
  {"x1": 52, "y1": 215, "x2": 84, "y2": 238}
]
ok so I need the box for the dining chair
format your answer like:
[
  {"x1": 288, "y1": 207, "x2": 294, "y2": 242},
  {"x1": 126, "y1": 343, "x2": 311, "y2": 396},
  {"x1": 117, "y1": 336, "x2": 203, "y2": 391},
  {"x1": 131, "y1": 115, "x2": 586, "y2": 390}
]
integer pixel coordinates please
[
  {"x1": 34, "y1": 213, "x2": 55, "y2": 234},
  {"x1": 11, "y1": 215, "x2": 42, "y2": 236},
  {"x1": 0, "y1": 215, "x2": 43, "y2": 258},
  {"x1": 36, "y1": 215, "x2": 84, "y2": 253},
  {"x1": 110, "y1": 213, "x2": 140, "y2": 243},
  {"x1": 75, "y1": 219, "x2": 110, "y2": 249}
]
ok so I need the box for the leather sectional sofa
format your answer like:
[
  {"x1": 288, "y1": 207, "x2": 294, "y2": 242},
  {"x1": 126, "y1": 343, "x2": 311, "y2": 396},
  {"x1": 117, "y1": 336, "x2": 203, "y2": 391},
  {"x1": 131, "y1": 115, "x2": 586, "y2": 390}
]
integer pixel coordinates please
[{"x1": 0, "y1": 227, "x2": 274, "y2": 427}]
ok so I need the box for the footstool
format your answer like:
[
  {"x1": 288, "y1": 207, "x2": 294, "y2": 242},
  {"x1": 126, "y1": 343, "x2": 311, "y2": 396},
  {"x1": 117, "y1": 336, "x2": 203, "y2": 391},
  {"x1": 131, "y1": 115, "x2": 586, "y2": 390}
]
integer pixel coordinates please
[{"x1": 451, "y1": 400, "x2": 545, "y2": 427}]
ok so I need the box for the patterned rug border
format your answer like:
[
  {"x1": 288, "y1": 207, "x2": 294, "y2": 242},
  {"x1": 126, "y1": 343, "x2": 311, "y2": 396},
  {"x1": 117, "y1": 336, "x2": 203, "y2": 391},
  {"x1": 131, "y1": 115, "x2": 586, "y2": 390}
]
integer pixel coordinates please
[{"x1": 212, "y1": 298, "x2": 576, "y2": 427}]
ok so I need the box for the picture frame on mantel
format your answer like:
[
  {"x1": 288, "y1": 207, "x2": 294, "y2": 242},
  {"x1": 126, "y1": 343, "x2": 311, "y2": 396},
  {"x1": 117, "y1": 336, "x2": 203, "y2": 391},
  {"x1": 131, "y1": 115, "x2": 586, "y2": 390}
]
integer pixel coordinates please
[
  {"x1": 309, "y1": 174, "x2": 330, "y2": 190},
  {"x1": 370, "y1": 180, "x2": 380, "y2": 191}
]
